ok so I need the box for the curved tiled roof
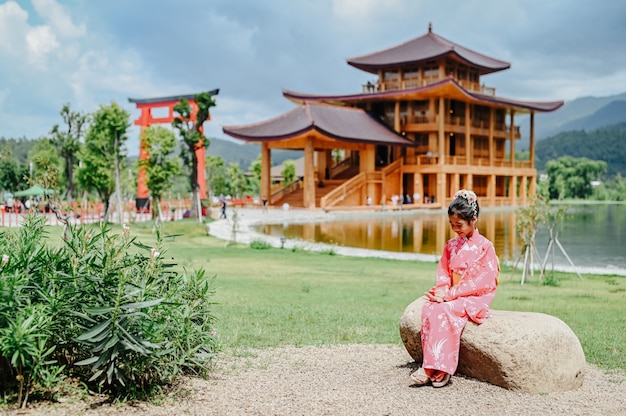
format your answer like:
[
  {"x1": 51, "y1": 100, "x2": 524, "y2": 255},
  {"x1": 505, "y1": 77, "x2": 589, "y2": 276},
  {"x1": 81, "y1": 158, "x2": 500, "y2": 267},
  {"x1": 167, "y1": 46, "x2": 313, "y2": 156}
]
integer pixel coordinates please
[
  {"x1": 283, "y1": 78, "x2": 564, "y2": 113},
  {"x1": 347, "y1": 27, "x2": 510, "y2": 75},
  {"x1": 222, "y1": 103, "x2": 414, "y2": 146}
]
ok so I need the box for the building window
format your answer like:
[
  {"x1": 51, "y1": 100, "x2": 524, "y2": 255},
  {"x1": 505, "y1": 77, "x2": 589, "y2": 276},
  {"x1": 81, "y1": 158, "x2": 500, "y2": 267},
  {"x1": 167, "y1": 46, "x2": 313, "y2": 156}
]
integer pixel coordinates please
[
  {"x1": 474, "y1": 137, "x2": 489, "y2": 159},
  {"x1": 384, "y1": 71, "x2": 399, "y2": 81},
  {"x1": 403, "y1": 67, "x2": 419, "y2": 79}
]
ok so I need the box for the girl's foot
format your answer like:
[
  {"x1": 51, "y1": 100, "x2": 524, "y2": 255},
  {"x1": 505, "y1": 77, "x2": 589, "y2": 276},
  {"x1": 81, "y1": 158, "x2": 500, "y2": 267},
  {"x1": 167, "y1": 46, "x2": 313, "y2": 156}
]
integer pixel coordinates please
[
  {"x1": 432, "y1": 372, "x2": 451, "y2": 388},
  {"x1": 410, "y1": 367, "x2": 431, "y2": 385}
]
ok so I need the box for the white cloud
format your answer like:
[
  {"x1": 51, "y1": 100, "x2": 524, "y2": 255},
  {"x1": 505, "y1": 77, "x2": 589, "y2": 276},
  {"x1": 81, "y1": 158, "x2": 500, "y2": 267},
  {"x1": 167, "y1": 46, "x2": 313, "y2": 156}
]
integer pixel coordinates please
[
  {"x1": 332, "y1": 0, "x2": 404, "y2": 23},
  {"x1": 32, "y1": 0, "x2": 86, "y2": 39},
  {"x1": 25, "y1": 25, "x2": 59, "y2": 66},
  {"x1": 0, "y1": 1, "x2": 29, "y2": 56}
]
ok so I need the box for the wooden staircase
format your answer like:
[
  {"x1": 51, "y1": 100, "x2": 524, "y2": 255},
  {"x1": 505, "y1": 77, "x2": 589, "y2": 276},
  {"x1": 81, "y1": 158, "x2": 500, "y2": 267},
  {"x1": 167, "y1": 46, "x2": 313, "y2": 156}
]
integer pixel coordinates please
[
  {"x1": 333, "y1": 165, "x2": 360, "y2": 180},
  {"x1": 275, "y1": 181, "x2": 345, "y2": 208}
]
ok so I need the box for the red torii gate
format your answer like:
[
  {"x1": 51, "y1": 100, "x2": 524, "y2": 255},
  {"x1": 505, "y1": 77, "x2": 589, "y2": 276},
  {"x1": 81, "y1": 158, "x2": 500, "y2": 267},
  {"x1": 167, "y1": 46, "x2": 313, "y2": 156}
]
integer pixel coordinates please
[{"x1": 128, "y1": 90, "x2": 219, "y2": 211}]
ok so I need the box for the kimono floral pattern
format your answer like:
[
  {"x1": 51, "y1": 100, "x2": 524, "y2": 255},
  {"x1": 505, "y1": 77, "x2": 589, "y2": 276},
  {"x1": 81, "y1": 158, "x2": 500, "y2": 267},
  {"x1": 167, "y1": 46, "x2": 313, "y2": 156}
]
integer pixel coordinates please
[{"x1": 421, "y1": 229, "x2": 499, "y2": 374}]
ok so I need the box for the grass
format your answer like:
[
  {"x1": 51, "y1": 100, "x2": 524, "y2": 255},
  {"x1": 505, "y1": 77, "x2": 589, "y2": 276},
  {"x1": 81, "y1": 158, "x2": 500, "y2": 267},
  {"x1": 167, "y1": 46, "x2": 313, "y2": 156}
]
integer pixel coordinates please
[{"x1": 47, "y1": 220, "x2": 626, "y2": 371}]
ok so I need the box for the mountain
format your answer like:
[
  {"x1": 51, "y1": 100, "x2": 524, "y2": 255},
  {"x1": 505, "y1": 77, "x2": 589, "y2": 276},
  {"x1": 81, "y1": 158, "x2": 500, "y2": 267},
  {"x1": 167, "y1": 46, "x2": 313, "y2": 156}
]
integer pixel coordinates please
[
  {"x1": 535, "y1": 122, "x2": 626, "y2": 177},
  {"x1": 558, "y1": 100, "x2": 626, "y2": 132},
  {"x1": 519, "y1": 91, "x2": 626, "y2": 149}
]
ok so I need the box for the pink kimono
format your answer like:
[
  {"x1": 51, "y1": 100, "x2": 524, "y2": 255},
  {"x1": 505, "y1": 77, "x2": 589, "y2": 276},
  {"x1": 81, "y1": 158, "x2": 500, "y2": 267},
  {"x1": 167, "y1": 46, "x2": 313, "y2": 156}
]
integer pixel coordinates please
[{"x1": 421, "y1": 229, "x2": 499, "y2": 375}]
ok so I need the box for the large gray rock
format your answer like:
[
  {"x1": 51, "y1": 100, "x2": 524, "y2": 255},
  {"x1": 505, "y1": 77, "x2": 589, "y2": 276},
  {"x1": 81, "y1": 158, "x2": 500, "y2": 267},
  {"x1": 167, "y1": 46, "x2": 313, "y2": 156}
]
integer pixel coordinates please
[{"x1": 400, "y1": 296, "x2": 586, "y2": 394}]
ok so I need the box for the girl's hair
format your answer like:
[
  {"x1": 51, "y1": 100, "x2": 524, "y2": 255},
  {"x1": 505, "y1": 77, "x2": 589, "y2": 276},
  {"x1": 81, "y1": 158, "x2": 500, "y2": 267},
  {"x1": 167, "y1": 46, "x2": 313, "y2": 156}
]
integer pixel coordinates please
[{"x1": 448, "y1": 189, "x2": 479, "y2": 222}]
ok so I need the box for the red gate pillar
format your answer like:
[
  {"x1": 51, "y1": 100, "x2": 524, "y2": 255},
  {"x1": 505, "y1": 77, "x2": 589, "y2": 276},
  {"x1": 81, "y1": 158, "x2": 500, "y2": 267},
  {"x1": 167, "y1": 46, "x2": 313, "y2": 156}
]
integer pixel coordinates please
[{"x1": 129, "y1": 91, "x2": 218, "y2": 212}]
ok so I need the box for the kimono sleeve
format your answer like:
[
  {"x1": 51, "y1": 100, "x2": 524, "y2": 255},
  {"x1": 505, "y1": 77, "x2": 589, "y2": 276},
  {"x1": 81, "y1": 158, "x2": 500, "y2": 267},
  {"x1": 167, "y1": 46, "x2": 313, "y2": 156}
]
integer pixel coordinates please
[
  {"x1": 443, "y1": 240, "x2": 498, "y2": 301},
  {"x1": 429, "y1": 241, "x2": 453, "y2": 293}
]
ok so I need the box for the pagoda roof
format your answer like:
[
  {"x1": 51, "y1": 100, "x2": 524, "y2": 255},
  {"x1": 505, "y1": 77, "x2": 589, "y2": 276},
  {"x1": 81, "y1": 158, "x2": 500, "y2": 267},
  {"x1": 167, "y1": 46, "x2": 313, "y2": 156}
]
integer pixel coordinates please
[
  {"x1": 222, "y1": 102, "x2": 414, "y2": 146},
  {"x1": 347, "y1": 26, "x2": 510, "y2": 75},
  {"x1": 283, "y1": 78, "x2": 564, "y2": 113}
]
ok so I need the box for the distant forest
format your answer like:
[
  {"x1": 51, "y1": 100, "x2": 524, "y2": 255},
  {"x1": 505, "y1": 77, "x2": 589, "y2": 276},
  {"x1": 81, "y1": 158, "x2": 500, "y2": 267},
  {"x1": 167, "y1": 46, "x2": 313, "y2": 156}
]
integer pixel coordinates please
[{"x1": 535, "y1": 122, "x2": 626, "y2": 178}]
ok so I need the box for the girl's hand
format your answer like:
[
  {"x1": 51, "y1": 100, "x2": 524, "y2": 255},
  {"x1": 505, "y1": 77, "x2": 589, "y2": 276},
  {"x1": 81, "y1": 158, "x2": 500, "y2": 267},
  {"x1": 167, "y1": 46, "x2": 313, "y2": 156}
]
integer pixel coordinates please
[{"x1": 424, "y1": 290, "x2": 445, "y2": 303}]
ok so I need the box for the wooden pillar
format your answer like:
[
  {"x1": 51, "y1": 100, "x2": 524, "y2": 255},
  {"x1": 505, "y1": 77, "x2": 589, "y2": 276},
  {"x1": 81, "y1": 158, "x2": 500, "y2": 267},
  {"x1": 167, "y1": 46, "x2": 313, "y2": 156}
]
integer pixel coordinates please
[
  {"x1": 394, "y1": 100, "x2": 401, "y2": 132},
  {"x1": 437, "y1": 97, "x2": 446, "y2": 204},
  {"x1": 529, "y1": 112, "x2": 535, "y2": 169},
  {"x1": 489, "y1": 174, "x2": 496, "y2": 206},
  {"x1": 528, "y1": 111, "x2": 536, "y2": 202},
  {"x1": 303, "y1": 136, "x2": 316, "y2": 209},
  {"x1": 509, "y1": 176, "x2": 517, "y2": 206},
  {"x1": 360, "y1": 144, "x2": 376, "y2": 173},
  {"x1": 261, "y1": 142, "x2": 271, "y2": 205},
  {"x1": 509, "y1": 111, "x2": 516, "y2": 167},
  {"x1": 520, "y1": 176, "x2": 528, "y2": 205},
  {"x1": 316, "y1": 151, "x2": 327, "y2": 180},
  {"x1": 465, "y1": 104, "x2": 471, "y2": 165},
  {"x1": 414, "y1": 174, "x2": 423, "y2": 204},
  {"x1": 452, "y1": 173, "x2": 460, "y2": 195},
  {"x1": 488, "y1": 108, "x2": 494, "y2": 167},
  {"x1": 438, "y1": 98, "x2": 445, "y2": 166},
  {"x1": 529, "y1": 174, "x2": 537, "y2": 199}
]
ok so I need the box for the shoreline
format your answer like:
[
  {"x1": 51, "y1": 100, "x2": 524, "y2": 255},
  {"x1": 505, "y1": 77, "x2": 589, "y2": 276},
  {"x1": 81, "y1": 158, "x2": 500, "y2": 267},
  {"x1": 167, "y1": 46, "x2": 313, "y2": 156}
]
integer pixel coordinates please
[{"x1": 207, "y1": 207, "x2": 626, "y2": 277}]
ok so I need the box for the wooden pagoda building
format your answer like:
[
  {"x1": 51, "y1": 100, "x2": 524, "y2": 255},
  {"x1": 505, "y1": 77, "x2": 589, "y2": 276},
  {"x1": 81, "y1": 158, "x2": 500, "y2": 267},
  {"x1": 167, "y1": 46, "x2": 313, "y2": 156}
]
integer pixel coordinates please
[{"x1": 223, "y1": 24, "x2": 563, "y2": 210}]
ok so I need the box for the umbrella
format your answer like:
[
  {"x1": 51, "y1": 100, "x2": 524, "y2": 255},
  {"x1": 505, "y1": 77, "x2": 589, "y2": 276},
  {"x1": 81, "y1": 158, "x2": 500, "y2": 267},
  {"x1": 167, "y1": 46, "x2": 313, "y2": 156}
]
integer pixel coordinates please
[{"x1": 12, "y1": 185, "x2": 56, "y2": 198}]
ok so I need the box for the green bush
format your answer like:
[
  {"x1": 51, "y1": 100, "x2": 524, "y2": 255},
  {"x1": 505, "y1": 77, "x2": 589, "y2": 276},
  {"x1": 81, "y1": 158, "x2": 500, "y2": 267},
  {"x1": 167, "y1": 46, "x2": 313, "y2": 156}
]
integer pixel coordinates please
[
  {"x1": 0, "y1": 214, "x2": 219, "y2": 407},
  {"x1": 250, "y1": 239, "x2": 271, "y2": 250}
]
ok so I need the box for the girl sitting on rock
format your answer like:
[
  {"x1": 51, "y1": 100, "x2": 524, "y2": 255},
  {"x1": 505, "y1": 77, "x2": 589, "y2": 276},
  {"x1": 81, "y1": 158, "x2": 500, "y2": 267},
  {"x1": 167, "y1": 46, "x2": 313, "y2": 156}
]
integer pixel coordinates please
[{"x1": 410, "y1": 189, "x2": 499, "y2": 387}]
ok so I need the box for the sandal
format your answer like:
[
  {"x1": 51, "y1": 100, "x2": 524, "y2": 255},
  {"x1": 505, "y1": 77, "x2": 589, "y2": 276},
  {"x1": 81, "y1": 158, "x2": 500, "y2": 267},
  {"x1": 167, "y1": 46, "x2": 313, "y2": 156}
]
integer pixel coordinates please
[
  {"x1": 410, "y1": 367, "x2": 431, "y2": 386},
  {"x1": 432, "y1": 373, "x2": 451, "y2": 388}
]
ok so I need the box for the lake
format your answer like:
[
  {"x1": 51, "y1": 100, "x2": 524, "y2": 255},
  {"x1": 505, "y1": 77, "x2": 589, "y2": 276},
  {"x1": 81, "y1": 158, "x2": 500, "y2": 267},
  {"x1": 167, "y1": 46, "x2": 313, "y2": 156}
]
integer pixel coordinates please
[{"x1": 256, "y1": 203, "x2": 626, "y2": 276}]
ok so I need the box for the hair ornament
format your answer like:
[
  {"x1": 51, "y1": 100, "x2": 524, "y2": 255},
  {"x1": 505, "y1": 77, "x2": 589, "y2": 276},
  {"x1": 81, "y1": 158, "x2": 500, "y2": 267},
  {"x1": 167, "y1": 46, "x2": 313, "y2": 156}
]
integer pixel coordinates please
[{"x1": 454, "y1": 189, "x2": 478, "y2": 217}]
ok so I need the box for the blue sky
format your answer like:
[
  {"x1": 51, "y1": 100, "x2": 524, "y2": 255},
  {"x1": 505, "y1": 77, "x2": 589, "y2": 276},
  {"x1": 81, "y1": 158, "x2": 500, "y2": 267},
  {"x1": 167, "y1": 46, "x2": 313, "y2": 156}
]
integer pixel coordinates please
[{"x1": 1, "y1": 0, "x2": 626, "y2": 155}]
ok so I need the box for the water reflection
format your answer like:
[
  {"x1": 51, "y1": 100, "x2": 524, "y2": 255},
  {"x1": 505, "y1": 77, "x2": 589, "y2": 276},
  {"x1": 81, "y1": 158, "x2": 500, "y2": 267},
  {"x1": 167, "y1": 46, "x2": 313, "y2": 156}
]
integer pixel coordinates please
[{"x1": 257, "y1": 204, "x2": 626, "y2": 272}]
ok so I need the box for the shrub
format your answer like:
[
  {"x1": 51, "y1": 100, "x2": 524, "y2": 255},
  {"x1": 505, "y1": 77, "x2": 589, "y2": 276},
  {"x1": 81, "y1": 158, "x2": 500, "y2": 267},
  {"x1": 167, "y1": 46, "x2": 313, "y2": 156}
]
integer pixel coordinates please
[
  {"x1": 250, "y1": 239, "x2": 271, "y2": 250},
  {"x1": 0, "y1": 214, "x2": 219, "y2": 407}
]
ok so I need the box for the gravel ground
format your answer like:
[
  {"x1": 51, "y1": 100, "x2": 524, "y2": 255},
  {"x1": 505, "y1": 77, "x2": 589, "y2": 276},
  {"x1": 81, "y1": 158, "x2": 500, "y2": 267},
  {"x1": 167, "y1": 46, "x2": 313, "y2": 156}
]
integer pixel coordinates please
[{"x1": 19, "y1": 344, "x2": 626, "y2": 416}]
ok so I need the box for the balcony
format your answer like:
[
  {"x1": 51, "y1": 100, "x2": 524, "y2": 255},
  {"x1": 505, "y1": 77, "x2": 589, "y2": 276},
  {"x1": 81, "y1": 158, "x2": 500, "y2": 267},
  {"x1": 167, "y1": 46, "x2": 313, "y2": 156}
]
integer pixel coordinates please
[
  {"x1": 403, "y1": 155, "x2": 533, "y2": 170},
  {"x1": 364, "y1": 77, "x2": 497, "y2": 96}
]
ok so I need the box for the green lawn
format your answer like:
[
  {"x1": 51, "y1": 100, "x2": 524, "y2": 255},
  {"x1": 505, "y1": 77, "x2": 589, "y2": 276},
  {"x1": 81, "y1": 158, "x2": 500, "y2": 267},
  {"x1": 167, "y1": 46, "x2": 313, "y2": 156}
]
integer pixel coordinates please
[{"x1": 82, "y1": 220, "x2": 626, "y2": 371}]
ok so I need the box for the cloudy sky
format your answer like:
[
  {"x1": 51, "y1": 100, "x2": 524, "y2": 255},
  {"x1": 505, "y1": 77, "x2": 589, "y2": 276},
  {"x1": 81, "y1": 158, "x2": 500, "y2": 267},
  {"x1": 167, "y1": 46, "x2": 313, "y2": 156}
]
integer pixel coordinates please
[{"x1": 1, "y1": 0, "x2": 626, "y2": 155}]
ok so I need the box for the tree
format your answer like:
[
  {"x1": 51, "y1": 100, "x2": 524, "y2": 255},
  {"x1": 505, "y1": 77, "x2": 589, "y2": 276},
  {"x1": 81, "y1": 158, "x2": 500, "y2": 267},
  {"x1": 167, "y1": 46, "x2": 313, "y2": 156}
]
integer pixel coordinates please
[
  {"x1": 139, "y1": 126, "x2": 182, "y2": 218},
  {"x1": 250, "y1": 154, "x2": 262, "y2": 183},
  {"x1": 0, "y1": 144, "x2": 27, "y2": 193},
  {"x1": 50, "y1": 103, "x2": 89, "y2": 202},
  {"x1": 206, "y1": 155, "x2": 228, "y2": 197},
  {"x1": 172, "y1": 92, "x2": 217, "y2": 221},
  {"x1": 281, "y1": 159, "x2": 296, "y2": 185},
  {"x1": 78, "y1": 102, "x2": 130, "y2": 222},
  {"x1": 227, "y1": 162, "x2": 248, "y2": 197},
  {"x1": 545, "y1": 156, "x2": 607, "y2": 199},
  {"x1": 28, "y1": 139, "x2": 62, "y2": 187}
]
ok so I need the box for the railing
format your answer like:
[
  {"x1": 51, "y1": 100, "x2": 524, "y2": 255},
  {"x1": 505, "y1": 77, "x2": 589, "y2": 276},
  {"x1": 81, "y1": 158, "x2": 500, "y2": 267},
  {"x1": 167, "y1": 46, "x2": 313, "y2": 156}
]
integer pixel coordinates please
[
  {"x1": 369, "y1": 77, "x2": 497, "y2": 96},
  {"x1": 270, "y1": 179, "x2": 303, "y2": 205},
  {"x1": 444, "y1": 115, "x2": 465, "y2": 127},
  {"x1": 381, "y1": 158, "x2": 402, "y2": 176},
  {"x1": 505, "y1": 125, "x2": 521, "y2": 134},
  {"x1": 417, "y1": 154, "x2": 439, "y2": 165},
  {"x1": 320, "y1": 172, "x2": 367, "y2": 209},
  {"x1": 330, "y1": 156, "x2": 353, "y2": 178},
  {"x1": 0, "y1": 198, "x2": 194, "y2": 227},
  {"x1": 403, "y1": 155, "x2": 532, "y2": 169},
  {"x1": 443, "y1": 156, "x2": 468, "y2": 165}
]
